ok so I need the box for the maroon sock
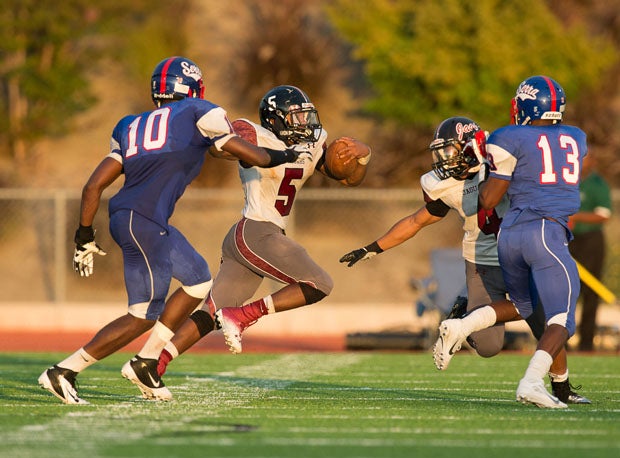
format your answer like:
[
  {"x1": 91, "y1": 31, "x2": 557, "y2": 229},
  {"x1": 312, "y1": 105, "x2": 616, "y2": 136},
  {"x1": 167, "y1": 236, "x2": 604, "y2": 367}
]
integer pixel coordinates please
[
  {"x1": 240, "y1": 298, "x2": 269, "y2": 322},
  {"x1": 157, "y1": 349, "x2": 173, "y2": 377}
]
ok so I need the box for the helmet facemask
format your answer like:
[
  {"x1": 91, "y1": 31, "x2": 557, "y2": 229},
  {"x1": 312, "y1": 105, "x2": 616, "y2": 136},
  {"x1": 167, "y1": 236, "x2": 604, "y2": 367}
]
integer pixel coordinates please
[
  {"x1": 259, "y1": 85, "x2": 322, "y2": 145},
  {"x1": 430, "y1": 139, "x2": 478, "y2": 180},
  {"x1": 279, "y1": 105, "x2": 322, "y2": 144}
]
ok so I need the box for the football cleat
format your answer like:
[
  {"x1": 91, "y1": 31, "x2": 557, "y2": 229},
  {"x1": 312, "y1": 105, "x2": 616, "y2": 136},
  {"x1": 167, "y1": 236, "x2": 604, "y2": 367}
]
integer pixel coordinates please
[
  {"x1": 516, "y1": 377, "x2": 567, "y2": 409},
  {"x1": 446, "y1": 296, "x2": 468, "y2": 320},
  {"x1": 432, "y1": 319, "x2": 467, "y2": 370},
  {"x1": 121, "y1": 356, "x2": 172, "y2": 401},
  {"x1": 215, "y1": 307, "x2": 257, "y2": 354},
  {"x1": 551, "y1": 379, "x2": 591, "y2": 404},
  {"x1": 38, "y1": 365, "x2": 89, "y2": 405}
]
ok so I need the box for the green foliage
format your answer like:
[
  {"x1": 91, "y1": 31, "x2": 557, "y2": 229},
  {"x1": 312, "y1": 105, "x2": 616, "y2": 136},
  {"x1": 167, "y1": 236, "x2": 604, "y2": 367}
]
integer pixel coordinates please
[
  {"x1": 95, "y1": 0, "x2": 192, "y2": 87},
  {"x1": 0, "y1": 0, "x2": 190, "y2": 162},
  {"x1": 326, "y1": 0, "x2": 618, "y2": 130}
]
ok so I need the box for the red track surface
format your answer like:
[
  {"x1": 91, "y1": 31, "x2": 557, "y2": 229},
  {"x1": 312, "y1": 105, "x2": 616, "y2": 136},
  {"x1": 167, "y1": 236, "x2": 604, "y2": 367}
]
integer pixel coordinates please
[{"x1": 0, "y1": 331, "x2": 345, "y2": 353}]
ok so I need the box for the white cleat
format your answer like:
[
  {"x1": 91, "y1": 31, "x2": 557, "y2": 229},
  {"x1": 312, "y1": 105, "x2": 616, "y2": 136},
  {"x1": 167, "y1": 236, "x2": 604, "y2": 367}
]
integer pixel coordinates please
[
  {"x1": 516, "y1": 377, "x2": 568, "y2": 409},
  {"x1": 215, "y1": 308, "x2": 246, "y2": 354},
  {"x1": 432, "y1": 319, "x2": 467, "y2": 370},
  {"x1": 38, "y1": 365, "x2": 90, "y2": 405},
  {"x1": 121, "y1": 356, "x2": 172, "y2": 401}
]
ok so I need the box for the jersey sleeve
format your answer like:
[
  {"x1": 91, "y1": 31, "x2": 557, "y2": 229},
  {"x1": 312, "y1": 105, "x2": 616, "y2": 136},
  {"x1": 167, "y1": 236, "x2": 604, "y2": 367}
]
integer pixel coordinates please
[
  {"x1": 420, "y1": 171, "x2": 451, "y2": 217},
  {"x1": 196, "y1": 106, "x2": 237, "y2": 150},
  {"x1": 425, "y1": 195, "x2": 450, "y2": 217},
  {"x1": 108, "y1": 117, "x2": 128, "y2": 164},
  {"x1": 486, "y1": 128, "x2": 518, "y2": 180},
  {"x1": 232, "y1": 119, "x2": 258, "y2": 145}
]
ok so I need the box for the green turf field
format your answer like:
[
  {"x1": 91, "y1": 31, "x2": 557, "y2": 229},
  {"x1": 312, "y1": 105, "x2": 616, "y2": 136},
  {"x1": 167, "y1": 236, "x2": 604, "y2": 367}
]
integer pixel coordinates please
[{"x1": 1, "y1": 351, "x2": 618, "y2": 458}]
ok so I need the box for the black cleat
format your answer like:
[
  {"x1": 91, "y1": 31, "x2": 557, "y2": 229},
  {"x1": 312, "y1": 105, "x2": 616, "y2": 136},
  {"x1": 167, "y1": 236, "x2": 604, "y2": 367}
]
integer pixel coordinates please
[
  {"x1": 551, "y1": 379, "x2": 591, "y2": 404},
  {"x1": 38, "y1": 365, "x2": 89, "y2": 405},
  {"x1": 121, "y1": 356, "x2": 172, "y2": 401},
  {"x1": 446, "y1": 296, "x2": 468, "y2": 320}
]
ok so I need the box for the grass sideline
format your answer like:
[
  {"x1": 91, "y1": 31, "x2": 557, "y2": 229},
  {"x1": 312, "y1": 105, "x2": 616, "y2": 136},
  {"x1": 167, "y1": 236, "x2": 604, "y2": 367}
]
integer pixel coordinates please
[{"x1": 1, "y1": 351, "x2": 618, "y2": 458}]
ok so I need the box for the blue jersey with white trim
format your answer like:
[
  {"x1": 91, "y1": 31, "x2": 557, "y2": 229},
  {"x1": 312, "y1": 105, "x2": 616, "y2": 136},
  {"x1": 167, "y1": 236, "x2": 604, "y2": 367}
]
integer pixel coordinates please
[
  {"x1": 108, "y1": 98, "x2": 234, "y2": 227},
  {"x1": 485, "y1": 123, "x2": 586, "y2": 229}
]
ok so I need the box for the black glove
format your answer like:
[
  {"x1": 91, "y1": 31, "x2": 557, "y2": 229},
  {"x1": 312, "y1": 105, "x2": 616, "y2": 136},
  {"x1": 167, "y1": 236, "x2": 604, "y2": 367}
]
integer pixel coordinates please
[
  {"x1": 73, "y1": 224, "x2": 106, "y2": 277},
  {"x1": 339, "y1": 241, "x2": 383, "y2": 267}
]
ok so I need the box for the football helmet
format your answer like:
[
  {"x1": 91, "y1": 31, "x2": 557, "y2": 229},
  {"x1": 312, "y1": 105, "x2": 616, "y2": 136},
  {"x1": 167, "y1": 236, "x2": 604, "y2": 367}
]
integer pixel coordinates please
[
  {"x1": 151, "y1": 56, "x2": 205, "y2": 107},
  {"x1": 511, "y1": 75, "x2": 565, "y2": 125},
  {"x1": 259, "y1": 85, "x2": 322, "y2": 144},
  {"x1": 429, "y1": 116, "x2": 481, "y2": 180}
]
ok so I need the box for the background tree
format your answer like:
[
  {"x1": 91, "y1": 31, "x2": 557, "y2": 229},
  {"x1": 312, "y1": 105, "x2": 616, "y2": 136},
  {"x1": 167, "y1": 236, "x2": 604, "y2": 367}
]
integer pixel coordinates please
[
  {"x1": 0, "y1": 0, "x2": 190, "y2": 184},
  {"x1": 326, "y1": 0, "x2": 616, "y2": 130},
  {"x1": 324, "y1": 0, "x2": 618, "y2": 185}
]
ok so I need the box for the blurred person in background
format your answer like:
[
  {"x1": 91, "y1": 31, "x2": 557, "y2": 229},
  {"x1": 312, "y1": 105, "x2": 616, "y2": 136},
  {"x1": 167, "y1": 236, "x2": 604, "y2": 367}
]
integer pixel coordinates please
[
  {"x1": 568, "y1": 151, "x2": 612, "y2": 351},
  {"x1": 157, "y1": 84, "x2": 370, "y2": 377},
  {"x1": 340, "y1": 116, "x2": 588, "y2": 405},
  {"x1": 38, "y1": 57, "x2": 302, "y2": 404},
  {"x1": 435, "y1": 75, "x2": 587, "y2": 408}
]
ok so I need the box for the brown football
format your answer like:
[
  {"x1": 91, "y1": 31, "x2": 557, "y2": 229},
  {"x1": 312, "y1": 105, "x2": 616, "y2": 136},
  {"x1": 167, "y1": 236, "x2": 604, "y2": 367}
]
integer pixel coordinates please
[{"x1": 325, "y1": 137, "x2": 369, "y2": 179}]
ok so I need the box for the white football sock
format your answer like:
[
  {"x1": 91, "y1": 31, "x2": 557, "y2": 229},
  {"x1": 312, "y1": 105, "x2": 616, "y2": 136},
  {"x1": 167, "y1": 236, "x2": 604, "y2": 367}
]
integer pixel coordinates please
[
  {"x1": 523, "y1": 350, "x2": 553, "y2": 381},
  {"x1": 548, "y1": 369, "x2": 569, "y2": 383},
  {"x1": 137, "y1": 321, "x2": 174, "y2": 360},
  {"x1": 163, "y1": 341, "x2": 179, "y2": 359},
  {"x1": 58, "y1": 348, "x2": 98, "y2": 373},
  {"x1": 460, "y1": 305, "x2": 497, "y2": 336},
  {"x1": 264, "y1": 295, "x2": 276, "y2": 314}
]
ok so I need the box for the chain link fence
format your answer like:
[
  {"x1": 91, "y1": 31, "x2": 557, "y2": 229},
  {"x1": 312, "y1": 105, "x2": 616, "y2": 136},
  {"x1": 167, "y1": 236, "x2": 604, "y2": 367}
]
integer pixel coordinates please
[
  {"x1": 0, "y1": 188, "x2": 465, "y2": 305},
  {"x1": 1, "y1": 187, "x2": 618, "y2": 309}
]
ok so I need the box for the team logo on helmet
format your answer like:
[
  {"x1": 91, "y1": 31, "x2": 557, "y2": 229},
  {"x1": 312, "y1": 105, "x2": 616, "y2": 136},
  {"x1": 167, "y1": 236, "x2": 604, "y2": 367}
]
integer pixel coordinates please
[
  {"x1": 516, "y1": 83, "x2": 539, "y2": 100},
  {"x1": 454, "y1": 121, "x2": 479, "y2": 142},
  {"x1": 180, "y1": 60, "x2": 202, "y2": 81}
]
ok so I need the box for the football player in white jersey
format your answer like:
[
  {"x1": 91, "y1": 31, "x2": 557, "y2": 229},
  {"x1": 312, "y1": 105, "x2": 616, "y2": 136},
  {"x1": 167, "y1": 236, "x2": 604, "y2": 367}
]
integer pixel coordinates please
[
  {"x1": 340, "y1": 116, "x2": 588, "y2": 405},
  {"x1": 156, "y1": 85, "x2": 371, "y2": 372}
]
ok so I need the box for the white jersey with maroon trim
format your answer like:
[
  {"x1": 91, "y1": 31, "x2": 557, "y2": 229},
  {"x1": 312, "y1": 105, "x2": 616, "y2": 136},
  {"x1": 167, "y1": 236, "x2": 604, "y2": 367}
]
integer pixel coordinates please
[
  {"x1": 420, "y1": 170, "x2": 508, "y2": 266},
  {"x1": 232, "y1": 118, "x2": 328, "y2": 230}
]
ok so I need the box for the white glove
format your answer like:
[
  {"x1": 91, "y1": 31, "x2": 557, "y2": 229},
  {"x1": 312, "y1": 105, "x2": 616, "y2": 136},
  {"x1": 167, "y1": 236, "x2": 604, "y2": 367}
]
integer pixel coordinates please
[
  {"x1": 291, "y1": 143, "x2": 313, "y2": 160},
  {"x1": 73, "y1": 241, "x2": 107, "y2": 277}
]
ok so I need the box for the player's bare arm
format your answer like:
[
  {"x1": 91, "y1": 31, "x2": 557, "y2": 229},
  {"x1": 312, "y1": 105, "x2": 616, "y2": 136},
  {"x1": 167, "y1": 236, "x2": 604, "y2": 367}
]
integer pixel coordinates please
[
  {"x1": 376, "y1": 206, "x2": 442, "y2": 251},
  {"x1": 478, "y1": 177, "x2": 509, "y2": 210},
  {"x1": 217, "y1": 135, "x2": 300, "y2": 168},
  {"x1": 79, "y1": 157, "x2": 123, "y2": 226},
  {"x1": 339, "y1": 206, "x2": 442, "y2": 267}
]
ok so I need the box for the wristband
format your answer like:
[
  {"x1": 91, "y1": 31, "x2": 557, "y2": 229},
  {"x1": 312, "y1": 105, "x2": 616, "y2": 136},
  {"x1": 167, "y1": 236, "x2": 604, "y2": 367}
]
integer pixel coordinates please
[
  {"x1": 357, "y1": 149, "x2": 372, "y2": 165},
  {"x1": 75, "y1": 224, "x2": 95, "y2": 245},
  {"x1": 365, "y1": 240, "x2": 383, "y2": 254},
  {"x1": 264, "y1": 147, "x2": 297, "y2": 168}
]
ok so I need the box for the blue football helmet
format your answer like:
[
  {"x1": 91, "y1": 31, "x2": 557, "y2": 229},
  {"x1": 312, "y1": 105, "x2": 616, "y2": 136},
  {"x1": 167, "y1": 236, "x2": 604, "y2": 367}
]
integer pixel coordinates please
[
  {"x1": 151, "y1": 56, "x2": 205, "y2": 107},
  {"x1": 429, "y1": 116, "x2": 481, "y2": 180},
  {"x1": 511, "y1": 75, "x2": 566, "y2": 125},
  {"x1": 259, "y1": 85, "x2": 322, "y2": 145}
]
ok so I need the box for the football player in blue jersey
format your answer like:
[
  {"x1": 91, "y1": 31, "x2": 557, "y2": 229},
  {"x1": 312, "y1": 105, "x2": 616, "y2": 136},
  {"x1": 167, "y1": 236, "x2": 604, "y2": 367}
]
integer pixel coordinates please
[
  {"x1": 433, "y1": 76, "x2": 586, "y2": 408},
  {"x1": 340, "y1": 116, "x2": 588, "y2": 405},
  {"x1": 38, "y1": 56, "x2": 303, "y2": 404}
]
